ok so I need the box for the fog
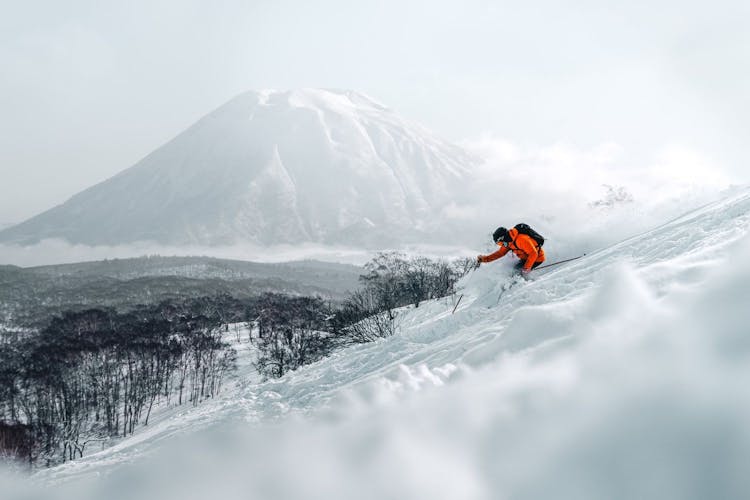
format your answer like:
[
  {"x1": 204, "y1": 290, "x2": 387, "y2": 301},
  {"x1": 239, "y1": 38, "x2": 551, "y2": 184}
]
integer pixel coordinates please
[
  {"x1": 0, "y1": 138, "x2": 734, "y2": 267},
  {"x1": 1, "y1": 0, "x2": 748, "y2": 225}
]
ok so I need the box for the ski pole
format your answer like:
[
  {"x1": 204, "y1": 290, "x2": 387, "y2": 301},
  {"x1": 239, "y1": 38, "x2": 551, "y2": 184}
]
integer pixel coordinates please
[
  {"x1": 451, "y1": 260, "x2": 480, "y2": 314},
  {"x1": 535, "y1": 254, "x2": 586, "y2": 271},
  {"x1": 451, "y1": 294, "x2": 464, "y2": 314}
]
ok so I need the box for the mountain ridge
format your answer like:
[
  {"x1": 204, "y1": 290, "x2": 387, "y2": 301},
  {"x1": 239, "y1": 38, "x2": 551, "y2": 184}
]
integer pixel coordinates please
[{"x1": 0, "y1": 89, "x2": 480, "y2": 247}]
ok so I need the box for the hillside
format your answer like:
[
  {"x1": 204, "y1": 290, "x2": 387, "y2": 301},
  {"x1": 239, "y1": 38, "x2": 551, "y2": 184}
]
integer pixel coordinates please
[{"x1": 16, "y1": 187, "x2": 750, "y2": 500}]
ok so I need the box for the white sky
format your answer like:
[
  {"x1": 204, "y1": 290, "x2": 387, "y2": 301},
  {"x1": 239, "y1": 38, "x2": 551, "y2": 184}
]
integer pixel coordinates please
[{"x1": 1, "y1": 0, "x2": 748, "y2": 224}]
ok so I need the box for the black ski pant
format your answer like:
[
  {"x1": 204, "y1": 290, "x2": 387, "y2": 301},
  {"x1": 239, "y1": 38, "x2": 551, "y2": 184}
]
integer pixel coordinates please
[{"x1": 514, "y1": 260, "x2": 543, "y2": 271}]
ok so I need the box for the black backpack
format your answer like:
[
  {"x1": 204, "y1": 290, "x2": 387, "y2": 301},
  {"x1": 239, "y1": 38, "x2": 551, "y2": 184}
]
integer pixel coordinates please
[{"x1": 513, "y1": 223, "x2": 545, "y2": 247}]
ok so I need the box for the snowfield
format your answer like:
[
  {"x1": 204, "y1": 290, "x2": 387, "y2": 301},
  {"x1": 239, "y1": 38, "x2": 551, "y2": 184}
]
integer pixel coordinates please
[{"x1": 4, "y1": 187, "x2": 750, "y2": 500}]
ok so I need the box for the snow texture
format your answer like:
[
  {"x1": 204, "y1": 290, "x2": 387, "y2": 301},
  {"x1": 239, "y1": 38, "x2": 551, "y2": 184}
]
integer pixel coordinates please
[{"x1": 4, "y1": 187, "x2": 749, "y2": 500}]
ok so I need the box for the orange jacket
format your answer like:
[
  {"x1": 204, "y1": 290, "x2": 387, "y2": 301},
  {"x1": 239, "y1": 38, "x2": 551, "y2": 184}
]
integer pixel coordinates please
[{"x1": 478, "y1": 227, "x2": 546, "y2": 271}]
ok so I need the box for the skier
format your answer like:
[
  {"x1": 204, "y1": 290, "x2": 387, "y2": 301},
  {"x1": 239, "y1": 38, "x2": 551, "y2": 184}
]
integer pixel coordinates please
[{"x1": 477, "y1": 225, "x2": 546, "y2": 274}]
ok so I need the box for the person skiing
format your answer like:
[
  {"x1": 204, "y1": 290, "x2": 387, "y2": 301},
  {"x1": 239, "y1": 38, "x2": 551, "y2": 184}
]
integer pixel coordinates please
[{"x1": 477, "y1": 225, "x2": 546, "y2": 274}]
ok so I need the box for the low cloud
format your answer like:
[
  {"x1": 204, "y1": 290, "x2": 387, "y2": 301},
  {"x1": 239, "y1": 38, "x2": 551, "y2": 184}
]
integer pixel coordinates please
[
  {"x1": 455, "y1": 135, "x2": 736, "y2": 256},
  {"x1": 0, "y1": 239, "x2": 372, "y2": 268},
  {"x1": 0, "y1": 137, "x2": 738, "y2": 268}
]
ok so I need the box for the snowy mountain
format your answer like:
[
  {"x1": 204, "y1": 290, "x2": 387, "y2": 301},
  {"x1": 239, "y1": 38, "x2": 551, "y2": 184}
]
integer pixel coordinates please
[
  {"x1": 0, "y1": 89, "x2": 479, "y2": 247},
  {"x1": 20, "y1": 187, "x2": 750, "y2": 499}
]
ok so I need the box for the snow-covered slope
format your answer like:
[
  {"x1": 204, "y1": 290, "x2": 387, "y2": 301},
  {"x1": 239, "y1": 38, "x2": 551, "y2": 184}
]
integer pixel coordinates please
[
  {"x1": 12, "y1": 187, "x2": 750, "y2": 499},
  {"x1": 0, "y1": 89, "x2": 478, "y2": 247}
]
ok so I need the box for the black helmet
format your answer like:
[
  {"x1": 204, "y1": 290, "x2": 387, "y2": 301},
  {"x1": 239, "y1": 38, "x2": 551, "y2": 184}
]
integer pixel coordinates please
[{"x1": 492, "y1": 226, "x2": 508, "y2": 243}]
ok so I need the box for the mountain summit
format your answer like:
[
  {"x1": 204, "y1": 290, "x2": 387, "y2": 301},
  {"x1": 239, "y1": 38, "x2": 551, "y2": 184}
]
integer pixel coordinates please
[{"x1": 1, "y1": 89, "x2": 479, "y2": 247}]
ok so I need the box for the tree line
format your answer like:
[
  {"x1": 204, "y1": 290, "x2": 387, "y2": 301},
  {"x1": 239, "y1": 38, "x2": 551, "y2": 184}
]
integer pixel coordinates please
[
  {"x1": 0, "y1": 254, "x2": 471, "y2": 467},
  {"x1": 253, "y1": 253, "x2": 473, "y2": 374},
  {"x1": 0, "y1": 296, "x2": 240, "y2": 466}
]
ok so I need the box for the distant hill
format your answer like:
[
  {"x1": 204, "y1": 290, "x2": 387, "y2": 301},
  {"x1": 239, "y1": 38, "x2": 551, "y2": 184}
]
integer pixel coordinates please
[{"x1": 0, "y1": 256, "x2": 362, "y2": 328}]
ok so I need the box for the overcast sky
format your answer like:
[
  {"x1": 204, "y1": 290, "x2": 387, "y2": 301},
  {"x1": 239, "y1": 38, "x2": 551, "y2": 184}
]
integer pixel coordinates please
[{"x1": 1, "y1": 0, "x2": 748, "y2": 224}]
